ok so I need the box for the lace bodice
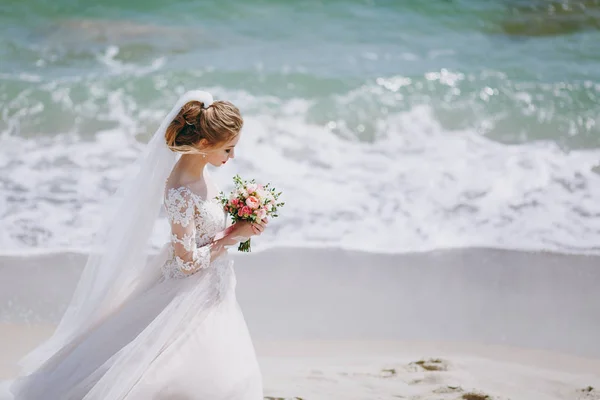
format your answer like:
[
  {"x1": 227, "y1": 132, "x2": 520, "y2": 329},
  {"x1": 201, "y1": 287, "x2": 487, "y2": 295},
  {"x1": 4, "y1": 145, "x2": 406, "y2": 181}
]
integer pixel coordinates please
[{"x1": 162, "y1": 186, "x2": 228, "y2": 279}]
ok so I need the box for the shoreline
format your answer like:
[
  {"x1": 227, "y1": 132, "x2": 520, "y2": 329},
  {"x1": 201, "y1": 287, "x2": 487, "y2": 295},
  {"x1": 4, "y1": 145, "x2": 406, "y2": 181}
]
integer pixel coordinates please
[{"x1": 2, "y1": 243, "x2": 600, "y2": 258}]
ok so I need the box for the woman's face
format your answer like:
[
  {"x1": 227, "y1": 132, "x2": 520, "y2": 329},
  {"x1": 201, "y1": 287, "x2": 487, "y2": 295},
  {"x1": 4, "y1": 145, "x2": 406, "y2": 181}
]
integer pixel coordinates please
[{"x1": 204, "y1": 133, "x2": 240, "y2": 167}]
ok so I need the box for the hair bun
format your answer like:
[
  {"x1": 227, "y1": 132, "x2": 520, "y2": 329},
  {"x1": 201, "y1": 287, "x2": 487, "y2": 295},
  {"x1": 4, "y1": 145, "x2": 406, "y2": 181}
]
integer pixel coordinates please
[{"x1": 165, "y1": 100, "x2": 243, "y2": 154}]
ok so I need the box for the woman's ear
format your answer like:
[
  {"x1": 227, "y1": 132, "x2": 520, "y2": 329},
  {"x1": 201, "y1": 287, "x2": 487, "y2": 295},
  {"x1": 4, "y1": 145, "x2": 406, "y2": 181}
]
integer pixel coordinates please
[{"x1": 199, "y1": 138, "x2": 210, "y2": 148}]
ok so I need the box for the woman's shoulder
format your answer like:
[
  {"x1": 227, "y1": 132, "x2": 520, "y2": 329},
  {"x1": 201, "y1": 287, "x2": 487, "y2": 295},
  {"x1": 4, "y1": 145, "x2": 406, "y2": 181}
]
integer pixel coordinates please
[
  {"x1": 164, "y1": 185, "x2": 200, "y2": 204},
  {"x1": 164, "y1": 185, "x2": 199, "y2": 225},
  {"x1": 164, "y1": 173, "x2": 214, "y2": 205},
  {"x1": 165, "y1": 184, "x2": 193, "y2": 197}
]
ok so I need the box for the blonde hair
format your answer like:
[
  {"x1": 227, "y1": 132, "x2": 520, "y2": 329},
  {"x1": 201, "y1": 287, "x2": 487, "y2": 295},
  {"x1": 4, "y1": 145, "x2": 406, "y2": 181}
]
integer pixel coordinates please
[{"x1": 165, "y1": 100, "x2": 243, "y2": 154}]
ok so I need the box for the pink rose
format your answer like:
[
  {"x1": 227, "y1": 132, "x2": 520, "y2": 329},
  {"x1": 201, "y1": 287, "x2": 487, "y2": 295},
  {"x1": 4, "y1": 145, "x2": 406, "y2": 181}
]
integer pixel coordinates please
[
  {"x1": 237, "y1": 207, "x2": 245, "y2": 217},
  {"x1": 241, "y1": 206, "x2": 252, "y2": 217},
  {"x1": 231, "y1": 198, "x2": 241, "y2": 207},
  {"x1": 245, "y1": 196, "x2": 260, "y2": 210},
  {"x1": 256, "y1": 208, "x2": 267, "y2": 220}
]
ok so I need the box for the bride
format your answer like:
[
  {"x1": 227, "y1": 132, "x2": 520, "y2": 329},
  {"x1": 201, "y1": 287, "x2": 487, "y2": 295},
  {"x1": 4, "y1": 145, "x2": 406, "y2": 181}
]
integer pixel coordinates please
[{"x1": 9, "y1": 91, "x2": 266, "y2": 399}]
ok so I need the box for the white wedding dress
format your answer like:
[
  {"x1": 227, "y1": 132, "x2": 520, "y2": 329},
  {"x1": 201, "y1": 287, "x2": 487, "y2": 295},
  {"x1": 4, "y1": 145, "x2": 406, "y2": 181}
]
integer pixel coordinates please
[{"x1": 9, "y1": 185, "x2": 263, "y2": 399}]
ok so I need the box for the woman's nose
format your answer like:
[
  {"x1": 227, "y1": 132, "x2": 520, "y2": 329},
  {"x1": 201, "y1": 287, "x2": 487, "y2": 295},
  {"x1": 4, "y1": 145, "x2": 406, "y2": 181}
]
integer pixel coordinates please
[{"x1": 229, "y1": 149, "x2": 235, "y2": 159}]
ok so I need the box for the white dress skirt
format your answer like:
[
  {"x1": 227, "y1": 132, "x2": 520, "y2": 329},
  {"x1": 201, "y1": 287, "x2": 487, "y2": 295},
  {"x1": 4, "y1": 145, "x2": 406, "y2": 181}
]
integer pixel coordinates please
[{"x1": 9, "y1": 186, "x2": 263, "y2": 400}]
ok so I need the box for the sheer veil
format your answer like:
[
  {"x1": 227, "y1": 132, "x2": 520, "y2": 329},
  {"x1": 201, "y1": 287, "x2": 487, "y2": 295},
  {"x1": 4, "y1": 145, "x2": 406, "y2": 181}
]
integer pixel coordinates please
[{"x1": 18, "y1": 90, "x2": 215, "y2": 374}]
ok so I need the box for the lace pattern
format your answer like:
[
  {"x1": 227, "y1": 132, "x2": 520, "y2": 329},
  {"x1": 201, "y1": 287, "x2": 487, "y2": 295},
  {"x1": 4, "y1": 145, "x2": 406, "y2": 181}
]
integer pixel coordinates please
[
  {"x1": 165, "y1": 187, "x2": 196, "y2": 228},
  {"x1": 171, "y1": 233, "x2": 195, "y2": 252},
  {"x1": 163, "y1": 248, "x2": 210, "y2": 279},
  {"x1": 162, "y1": 186, "x2": 228, "y2": 279}
]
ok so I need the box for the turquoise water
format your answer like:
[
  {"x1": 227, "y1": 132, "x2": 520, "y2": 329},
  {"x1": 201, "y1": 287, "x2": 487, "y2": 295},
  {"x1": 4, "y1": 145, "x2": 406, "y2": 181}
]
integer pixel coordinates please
[{"x1": 1, "y1": 0, "x2": 600, "y2": 253}]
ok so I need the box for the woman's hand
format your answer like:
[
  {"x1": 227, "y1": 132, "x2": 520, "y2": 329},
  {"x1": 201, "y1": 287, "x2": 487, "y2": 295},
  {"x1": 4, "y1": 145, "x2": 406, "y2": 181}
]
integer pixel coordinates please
[
  {"x1": 216, "y1": 219, "x2": 269, "y2": 248},
  {"x1": 230, "y1": 219, "x2": 268, "y2": 239},
  {"x1": 251, "y1": 218, "x2": 268, "y2": 236}
]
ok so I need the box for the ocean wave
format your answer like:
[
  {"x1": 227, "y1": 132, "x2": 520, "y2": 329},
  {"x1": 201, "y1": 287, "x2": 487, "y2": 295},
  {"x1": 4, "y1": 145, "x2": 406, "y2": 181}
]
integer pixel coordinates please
[{"x1": 1, "y1": 84, "x2": 600, "y2": 255}]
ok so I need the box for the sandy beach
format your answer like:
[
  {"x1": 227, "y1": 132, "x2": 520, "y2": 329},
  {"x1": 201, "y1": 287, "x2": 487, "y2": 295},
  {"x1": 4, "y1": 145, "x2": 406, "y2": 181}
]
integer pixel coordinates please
[
  {"x1": 1, "y1": 247, "x2": 599, "y2": 399},
  {"x1": 2, "y1": 333, "x2": 600, "y2": 399}
]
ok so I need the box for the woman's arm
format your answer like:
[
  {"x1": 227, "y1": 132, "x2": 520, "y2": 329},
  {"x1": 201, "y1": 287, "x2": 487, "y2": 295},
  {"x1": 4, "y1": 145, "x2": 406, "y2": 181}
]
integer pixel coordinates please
[{"x1": 166, "y1": 188, "x2": 226, "y2": 275}]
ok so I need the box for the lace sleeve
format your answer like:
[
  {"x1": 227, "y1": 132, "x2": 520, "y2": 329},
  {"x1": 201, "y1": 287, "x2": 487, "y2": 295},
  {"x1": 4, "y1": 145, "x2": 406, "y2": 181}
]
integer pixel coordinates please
[{"x1": 165, "y1": 187, "x2": 211, "y2": 275}]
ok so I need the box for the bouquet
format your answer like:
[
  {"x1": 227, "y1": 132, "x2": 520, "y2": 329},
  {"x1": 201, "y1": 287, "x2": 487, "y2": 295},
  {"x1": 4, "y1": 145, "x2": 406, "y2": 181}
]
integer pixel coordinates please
[{"x1": 218, "y1": 175, "x2": 284, "y2": 252}]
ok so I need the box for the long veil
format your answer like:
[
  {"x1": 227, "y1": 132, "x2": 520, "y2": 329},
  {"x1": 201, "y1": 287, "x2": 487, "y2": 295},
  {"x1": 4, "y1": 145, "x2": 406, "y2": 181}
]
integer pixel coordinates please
[{"x1": 18, "y1": 90, "x2": 214, "y2": 374}]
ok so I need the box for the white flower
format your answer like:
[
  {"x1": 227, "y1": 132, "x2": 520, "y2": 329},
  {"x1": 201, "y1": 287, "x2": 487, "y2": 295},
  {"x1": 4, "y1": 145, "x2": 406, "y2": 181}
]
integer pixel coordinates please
[
  {"x1": 256, "y1": 188, "x2": 268, "y2": 200},
  {"x1": 246, "y1": 183, "x2": 257, "y2": 193}
]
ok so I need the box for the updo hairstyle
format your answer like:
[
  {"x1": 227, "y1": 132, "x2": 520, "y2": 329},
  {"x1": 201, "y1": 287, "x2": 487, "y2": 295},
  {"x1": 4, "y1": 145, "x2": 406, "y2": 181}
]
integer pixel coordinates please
[{"x1": 165, "y1": 100, "x2": 243, "y2": 153}]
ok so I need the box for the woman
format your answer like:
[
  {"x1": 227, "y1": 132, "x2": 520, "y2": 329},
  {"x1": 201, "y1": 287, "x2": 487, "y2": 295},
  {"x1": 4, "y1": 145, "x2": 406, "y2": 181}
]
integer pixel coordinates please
[{"x1": 10, "y1": 91, "x2": 266, "y2": 399}]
